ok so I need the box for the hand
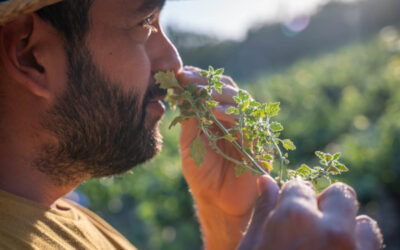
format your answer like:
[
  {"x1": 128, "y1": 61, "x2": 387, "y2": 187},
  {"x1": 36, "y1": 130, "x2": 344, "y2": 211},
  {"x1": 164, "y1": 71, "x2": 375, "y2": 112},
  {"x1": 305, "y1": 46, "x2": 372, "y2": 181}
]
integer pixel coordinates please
[
  {"x1": 177, "y1": 66, "x2": 262, "y2": 249},
  {"x1": 239, "y1": 178, "x2": 383, "y2": 250}
]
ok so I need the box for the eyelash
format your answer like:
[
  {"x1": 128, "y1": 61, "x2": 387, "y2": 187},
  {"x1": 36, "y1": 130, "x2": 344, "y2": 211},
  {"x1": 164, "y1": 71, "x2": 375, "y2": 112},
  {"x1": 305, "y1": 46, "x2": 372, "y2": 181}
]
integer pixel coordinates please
[{"x1": 139, "y1": 14, "x2": 158, "y2": 33}]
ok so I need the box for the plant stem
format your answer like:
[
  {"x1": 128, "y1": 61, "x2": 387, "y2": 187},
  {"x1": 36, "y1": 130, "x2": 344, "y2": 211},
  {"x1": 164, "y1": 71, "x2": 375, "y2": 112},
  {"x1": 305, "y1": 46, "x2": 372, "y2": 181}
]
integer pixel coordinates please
[
  {"x1": 201, "y1": 103, "x2": 268, "y2": 175},
  {"x1": 271, "y1": 135, "x2": 284, "y2": 187}
]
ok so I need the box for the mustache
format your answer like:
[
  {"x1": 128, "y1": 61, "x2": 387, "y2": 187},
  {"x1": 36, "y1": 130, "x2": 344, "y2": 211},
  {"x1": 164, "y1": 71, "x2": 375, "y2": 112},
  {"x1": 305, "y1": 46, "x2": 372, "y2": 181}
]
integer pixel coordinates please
[{"x1": 144, "y1": 82, "x2": 167, "y2": 103}]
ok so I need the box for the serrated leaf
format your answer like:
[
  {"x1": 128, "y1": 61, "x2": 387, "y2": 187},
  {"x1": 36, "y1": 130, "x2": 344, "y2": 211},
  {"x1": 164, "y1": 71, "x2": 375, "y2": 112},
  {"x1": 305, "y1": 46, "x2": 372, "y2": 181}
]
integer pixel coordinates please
[
  {"x1": 320, "y1": 159, "x2": 327, "y2": 165},
  {"x1": 233, "y1": 96, "x2": 241, "y2": 104},
  {"x1": 315, "y1": 151, "x2": 325, "y2": 160},
  {"x1": 190, "y1": 136, "x2": 206, "y2": 167},
  {"x1": 270, "y1": 122, "x2": 284, "y2": 132},
  {"x1": 261, "y1": 161, "x2": 273, "y2": 171},
  {"x1": 263, "y1": 154, "x2": 273, "y2": 161},
  {"x1": 208, "y1": 65, "x2": 215, "y2": 73},
  {"x1": 324, "y1": 153, "x2": 333, "y2": 162},
  {"x1": 282, "y1": 139, "x2": 296, "y2": 151},
  {"x1": 206, "y1": 100, "x2": 219, "y2": 108},
  {"x1": 327, "y1": 165, "x2": 341, "y2": 175},
  {"x1": 226, "y1": 107, "x2": 236, "y2": 114},
  {"x1": 215, "y1": 68, "x2": 224, "y2": 75},
  {"x1": 314, "y1": 176, "x2": 331, "y2": 193},
  {"x1": 238, "y1": 90, "x2": 246, "y2": 100},
  {"x1": 298, "y1": 164, "x2": 312, "y2": 176},
  {"x1": 214, "y1": 81, "x2": 223, "y2": 94},
  {"x1": 333, "y1": 152, "x2": 341, "y2": 160},
  {"x1": 336, "y1": 162, "x2": 349, "y2": 172},
  {"x1": 200, "y1": 71, "x2": 208, "y2": 77},
  {"x1": 223, "y1": 134, "x2": 236, "y2": 142},
  {"x1": 169, "y1": 116, "x2": 185, "y2": 129},
  {"x1": 154, "y1": 71, "x2": 179, "y2": 89},
  {"x1": 240, "y1": 99, "x2": 250, "y2": 111},
  {"x1": 266, "y1": 102, "x2": 280, "y2": 117},
  {"x1": 234, "y1": 166, "x2": 245, "y2": 177},
  {"x1": 199, "y1": 89, "x2": 208, "y2": 98},
  {"x1": 251, "y1": 110, "x2": 265, "y2": 118}
]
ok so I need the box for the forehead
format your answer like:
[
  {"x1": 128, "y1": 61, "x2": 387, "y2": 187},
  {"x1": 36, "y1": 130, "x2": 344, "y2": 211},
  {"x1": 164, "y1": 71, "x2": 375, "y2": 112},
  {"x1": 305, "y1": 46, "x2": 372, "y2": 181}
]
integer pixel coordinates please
[{"x1": 91, "y1": 0, "x2": 165, "y2": 20}]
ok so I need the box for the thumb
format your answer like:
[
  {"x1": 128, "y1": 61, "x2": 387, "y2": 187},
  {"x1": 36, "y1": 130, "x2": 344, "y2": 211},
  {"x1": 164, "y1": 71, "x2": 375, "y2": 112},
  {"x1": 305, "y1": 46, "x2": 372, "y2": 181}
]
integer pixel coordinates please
[{"x1": 238, "y1": 175, "x2": 279, "y2": 250}]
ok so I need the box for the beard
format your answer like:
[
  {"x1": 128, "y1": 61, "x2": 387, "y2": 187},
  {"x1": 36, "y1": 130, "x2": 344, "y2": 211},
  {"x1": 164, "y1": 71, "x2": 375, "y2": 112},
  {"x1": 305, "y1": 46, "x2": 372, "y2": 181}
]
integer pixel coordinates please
[{"x1": 34, "y1": 44, "x2": 166, "y2": 186}]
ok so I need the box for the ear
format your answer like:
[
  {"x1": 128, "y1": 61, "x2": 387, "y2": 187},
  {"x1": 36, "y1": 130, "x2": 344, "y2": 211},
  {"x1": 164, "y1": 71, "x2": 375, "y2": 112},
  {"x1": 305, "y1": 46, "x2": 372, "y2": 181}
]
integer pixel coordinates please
[{"x1": 0, "y1": 14, "x2": 56, "y2": 99}]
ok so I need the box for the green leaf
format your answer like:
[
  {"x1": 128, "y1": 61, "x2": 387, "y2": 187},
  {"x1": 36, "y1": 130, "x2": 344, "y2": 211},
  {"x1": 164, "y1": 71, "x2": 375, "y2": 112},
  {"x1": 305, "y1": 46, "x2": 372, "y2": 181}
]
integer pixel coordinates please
[
  {"x1": 320, "y1": 159, "x2": 328, "y2": 165},
  {"x1": 206, "y1": 100, "x2": 219, "y2": 108},
  {"x1": 208, "y1": 65, "x2": 215, "y2": 73},
  {"x1": 314, "y1": 176, "x2": 331, "y2": 193},
  {"x1": 282, "y1": 139, "x2": 296, "y2": 151},
  {"x1": 270, "y1": 122, "x2": 284, "y2": 132},
  {"x1": 226, "y1": 107, "x2": 236, "y2": 114},
  {"x1": 298, "y1": 164, "x2": 312, "y2": 176},
  {"x1": 266, "y1": 102, "x2": 280, "y2": 117},
  {"x1": 223, "y1": 134, "x2": 236, "y2": 142},
  {"x1": 215, "y1": 68, "x2": 224, "y2": 75},
  {"x1": 327, "y1": 165, "x2": 341, "y2": 175},
  {"x1": 241, "y1": 99, "x2": 250, "y2": 111},
  {"x1": 333, "y1": 152, "x2": 341, "y2": 160},
  {"x1": 190, "y1": 136, "x2": 206, "y2": 167},
  {"x1": 336, "y1": 162, "x2": 349, "y2": 172},
  {"x1": 233, "y1": 96, "x2": 241, "y2": 104},
  {"x1": 324, "y1": 153, "x2": 333, "y2": 162},
  {"x1": 234, "y1": 166, "x2": 245, "y2": 177},
  {"x1": 214, "y1": 81, "x2": 223, "y2": 94},
  {"x1": 261, "y1": 161, "x2": 273, "y2": 171},
  {"x1": 154, "y1": 71, "x2": 179, "y2": 89},
  {"x1": 238, "y1": 90, "x2": 246, "y2": 100},
  {"x1": 315, "y1": 151, "x2": 325, "y2": 160},
  {"x1": 263, "y1": 154, "x2": 273, "y2": 161},
  {"x1": 169, "y1": 116, "x2": 185, "y2": 129},
  {"x1": 200, "y1": 71, "x2": 208, "y2": 77},
  {"x1": 187, "y1": 84, "x2": 196, "y2": 93},
  {"x1": 251, "y1": 109, "x2": 265, "y2": 118}
]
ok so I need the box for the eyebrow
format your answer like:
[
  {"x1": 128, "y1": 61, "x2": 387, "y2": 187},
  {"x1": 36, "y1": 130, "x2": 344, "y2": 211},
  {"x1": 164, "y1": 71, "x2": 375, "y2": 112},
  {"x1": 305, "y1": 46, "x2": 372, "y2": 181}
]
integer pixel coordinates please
[{"x1": 136, "y1": 0, "x2": 167, "y2": 14}]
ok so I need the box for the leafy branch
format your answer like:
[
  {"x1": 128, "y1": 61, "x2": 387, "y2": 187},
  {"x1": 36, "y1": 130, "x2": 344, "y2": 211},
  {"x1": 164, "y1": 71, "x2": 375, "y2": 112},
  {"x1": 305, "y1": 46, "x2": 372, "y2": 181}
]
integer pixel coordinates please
[{"x1": 154, "y1": 67, "x2": 348, "y2": 190}]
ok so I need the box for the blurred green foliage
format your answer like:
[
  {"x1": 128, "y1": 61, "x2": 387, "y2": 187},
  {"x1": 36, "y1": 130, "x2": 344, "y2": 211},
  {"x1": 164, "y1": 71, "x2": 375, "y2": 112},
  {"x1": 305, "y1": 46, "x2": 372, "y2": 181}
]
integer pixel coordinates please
[{"x1": 77, "y1": 28, "x2": 400, "y2": 249}]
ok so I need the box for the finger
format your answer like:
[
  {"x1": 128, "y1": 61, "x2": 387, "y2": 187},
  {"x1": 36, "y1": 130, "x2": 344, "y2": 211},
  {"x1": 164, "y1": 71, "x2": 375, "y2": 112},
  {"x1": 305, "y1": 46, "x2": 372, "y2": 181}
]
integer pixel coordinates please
[
  {"x1": 177, "y1": 67, "x2": 208, "y2": 87},
  {"x1": 318, "y1": 183, "x2": 358, "y2": 225},
  {"x1": 220, "y1": 75, "x2": 238, "y2": 88},
  {"x1": 237, "y1": 175, "x2": 279, "y2": 250},
  {"x1": 277, "y1": 179, "x2": 318, "y2": 209},
  {"x1": 355, "y1": 215, "x2": 383, "y2": 250}
]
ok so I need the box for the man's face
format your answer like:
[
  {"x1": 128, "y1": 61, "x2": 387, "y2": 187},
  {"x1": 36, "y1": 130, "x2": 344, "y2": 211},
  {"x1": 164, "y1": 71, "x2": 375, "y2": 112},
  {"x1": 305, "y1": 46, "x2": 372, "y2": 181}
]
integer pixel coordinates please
[{"x1": 35, "y1": 0, "x2": 182, "y2": 185}]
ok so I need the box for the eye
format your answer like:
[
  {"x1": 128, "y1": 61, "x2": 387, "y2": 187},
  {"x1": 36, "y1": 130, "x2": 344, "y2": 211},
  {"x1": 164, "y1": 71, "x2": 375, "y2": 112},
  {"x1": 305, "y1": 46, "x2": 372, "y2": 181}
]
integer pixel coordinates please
[{"x1": 139, "y1": 13, "x2": 158, "y2": 33}]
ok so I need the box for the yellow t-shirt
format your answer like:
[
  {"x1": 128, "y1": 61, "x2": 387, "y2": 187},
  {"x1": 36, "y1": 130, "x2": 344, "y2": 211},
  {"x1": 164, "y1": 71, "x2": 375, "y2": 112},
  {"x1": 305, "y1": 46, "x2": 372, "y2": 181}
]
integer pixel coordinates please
[{"x1": 0, "y1": 189, "x2": 136, "y2": 250}]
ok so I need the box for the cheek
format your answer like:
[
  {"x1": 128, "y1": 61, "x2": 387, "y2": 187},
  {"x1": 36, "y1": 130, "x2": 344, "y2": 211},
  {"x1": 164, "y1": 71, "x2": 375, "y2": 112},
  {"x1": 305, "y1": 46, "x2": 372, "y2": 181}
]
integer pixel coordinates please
[{"x1": 88, "y1": 29, "x2": 151, "y2": 94}]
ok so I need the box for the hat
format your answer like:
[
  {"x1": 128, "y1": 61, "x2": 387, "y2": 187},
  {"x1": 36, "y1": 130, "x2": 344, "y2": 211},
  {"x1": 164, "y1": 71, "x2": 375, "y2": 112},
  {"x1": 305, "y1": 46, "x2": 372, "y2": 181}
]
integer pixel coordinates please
[{"x1": 0, "y1": 0, "x2": 62, "y2": 25}]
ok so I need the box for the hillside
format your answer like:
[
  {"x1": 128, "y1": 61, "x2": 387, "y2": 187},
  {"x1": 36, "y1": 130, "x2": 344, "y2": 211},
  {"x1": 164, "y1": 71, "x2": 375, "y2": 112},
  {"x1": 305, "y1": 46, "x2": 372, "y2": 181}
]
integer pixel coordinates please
[{"x1": 169, "y1": 0, "x2": 400, "y2": 81}]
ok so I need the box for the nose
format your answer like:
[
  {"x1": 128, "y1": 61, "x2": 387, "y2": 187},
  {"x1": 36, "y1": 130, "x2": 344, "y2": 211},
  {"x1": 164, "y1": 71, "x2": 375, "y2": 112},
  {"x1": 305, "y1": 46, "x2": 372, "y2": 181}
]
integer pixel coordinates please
[{"x1": 147, "y1": 24, "x2": 183, "y2": 75}]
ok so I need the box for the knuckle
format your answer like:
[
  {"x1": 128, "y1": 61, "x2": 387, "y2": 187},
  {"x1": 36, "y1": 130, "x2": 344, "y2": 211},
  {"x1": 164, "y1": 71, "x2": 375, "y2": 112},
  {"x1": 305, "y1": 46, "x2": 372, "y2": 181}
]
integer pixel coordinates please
[
  {"x1": 324, "y1": 224, "x2": 355, "y2": 249},
  {"x1": 325, "y1": 182, "x2": 357, "y2": 199},
  {"x1": 274, "y1": 199, "x2": 318, "y2": 224}
]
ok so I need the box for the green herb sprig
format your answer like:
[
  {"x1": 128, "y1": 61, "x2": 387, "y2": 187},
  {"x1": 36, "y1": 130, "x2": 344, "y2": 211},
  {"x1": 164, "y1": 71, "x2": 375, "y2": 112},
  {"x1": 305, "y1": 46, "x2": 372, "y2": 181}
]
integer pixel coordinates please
[{"x1": 154, "y1": 67, "x2": 348, "y2": 190}]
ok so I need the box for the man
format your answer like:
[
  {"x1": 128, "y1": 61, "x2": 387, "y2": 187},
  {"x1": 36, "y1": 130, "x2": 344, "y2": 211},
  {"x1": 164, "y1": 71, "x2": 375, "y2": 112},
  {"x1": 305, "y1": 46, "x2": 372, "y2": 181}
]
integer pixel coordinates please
[{"x1": 0, "y1": 0, "x2": 382, "y2": 249}]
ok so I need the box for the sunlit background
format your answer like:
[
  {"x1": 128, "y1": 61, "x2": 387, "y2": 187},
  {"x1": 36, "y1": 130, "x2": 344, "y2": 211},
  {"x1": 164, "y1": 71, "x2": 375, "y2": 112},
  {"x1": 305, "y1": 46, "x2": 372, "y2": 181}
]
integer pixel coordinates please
[
  {"x1": 75, "y1": 0, "x2": 400, "y2": 249},
  {"x1": 161, "y1": 0, "x2": 357, "y2": 40}
]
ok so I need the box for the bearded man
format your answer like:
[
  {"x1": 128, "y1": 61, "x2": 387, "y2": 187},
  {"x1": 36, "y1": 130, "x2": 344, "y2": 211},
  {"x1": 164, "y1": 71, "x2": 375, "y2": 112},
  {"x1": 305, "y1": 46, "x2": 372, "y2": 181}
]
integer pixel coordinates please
[{"x1": 0, "y1": 0, "x2": 383, "y2": 249}]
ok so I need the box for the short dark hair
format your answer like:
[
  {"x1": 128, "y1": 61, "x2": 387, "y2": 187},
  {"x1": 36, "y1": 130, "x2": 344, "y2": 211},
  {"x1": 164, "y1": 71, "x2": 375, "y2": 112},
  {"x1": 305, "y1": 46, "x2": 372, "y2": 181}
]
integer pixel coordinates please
[{"x1": 36, "y1": 0, "x2": 93, "y2": 44}]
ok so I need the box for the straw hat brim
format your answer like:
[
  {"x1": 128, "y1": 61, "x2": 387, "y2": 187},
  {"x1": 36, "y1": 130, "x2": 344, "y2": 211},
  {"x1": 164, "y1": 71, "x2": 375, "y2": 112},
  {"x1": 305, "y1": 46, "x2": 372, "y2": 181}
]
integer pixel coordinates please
[{"x1": 0, "y1": 0, "x2": 62, "y2": 25}]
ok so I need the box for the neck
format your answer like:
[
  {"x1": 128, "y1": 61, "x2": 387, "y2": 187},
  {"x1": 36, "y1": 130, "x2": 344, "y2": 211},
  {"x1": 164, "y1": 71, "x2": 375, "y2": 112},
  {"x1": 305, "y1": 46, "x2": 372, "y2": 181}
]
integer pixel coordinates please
[{"x1": 0, "y1": 142, "x2": 82, "y2": 207}]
